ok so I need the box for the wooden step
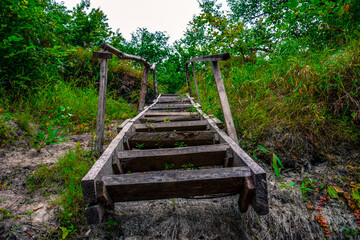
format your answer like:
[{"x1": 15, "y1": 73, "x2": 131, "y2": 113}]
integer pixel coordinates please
[
  {"x1": 150, "y1": 104, "x2": 193, "y2": 110},
  {"x1": 134, "y1": 120, "x2": 208, "y2": 132},
  {"x1": 113, "y1": 144, "x2": 232, "y2": 173},
  {"x1": 145, "y1": 112, "x2": 199, "y2": 117},
  {"x1": 156, "y1": 98, "x2": 190, "y2": 103},
  {"x1": 101, "y1": 166, "x2": 252, "y2": 202},
  {"x1": 139, "y1": 115, "x2": 202, "y2": 123},
  {"x1": 125, "y1": 131, "x2": 219, "y2": 149}
]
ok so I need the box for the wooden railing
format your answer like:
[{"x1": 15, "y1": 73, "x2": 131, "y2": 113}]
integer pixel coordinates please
[
  {"x1": 184, "y1": 53, "x2": 238, "y2": 143},
  {"x1": 92, "y1": 44, "x2": 158, "y2": 154}
]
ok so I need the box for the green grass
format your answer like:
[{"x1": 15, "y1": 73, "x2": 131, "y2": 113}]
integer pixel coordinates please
[
  {"x1": 192, "y1": 38, "x2": 360, "y2": 163},
  {"x1": 28, "y1": 143, "x2": 95, "y2": 238}
]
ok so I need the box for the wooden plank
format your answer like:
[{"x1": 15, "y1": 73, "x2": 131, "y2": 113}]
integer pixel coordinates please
[
  {"x1": 85, "y1": 204, "x2": 105, "y2": 224},
  {"x1": 238, "y1": 177, "x2": 255, "y2": 213},
  {"x1": 102, "y1": 167, "x2": 252, "y2": 201},
  {"x1": 115, "y1": 144, "x2": 229, "y2": 172},
  {"x1": 134, "y1": 120, "x2": 208, "y2": 132},
  {"x1": 101, "y1": 43, "x2": 151, "y2": 68},
  {"x1": 126, "y1": 131, "x2": 218, "y2": 149},
  {"x1": 96, "y1": 181, "x2": 114, "y2": 210},
  {"x1": 151, "y1": 63, "x2": 158, "y2": 98},
  {"x1": 118, "y1": 119, "x2": 131, "y2": 131},
  {"x1": 151, "y1": 104, "x2": 193, "y2": 109},
  {"x1": 186, "y1": 53, "x2": 230, "y2": 64},
  {"x1": 138, "y1": 66, "x2": 150, "y2": 112},
  {"x1": 94, "y1": 57, "x2": 109, "y2": 155},
  {"x1": 81, "y1": 122, "x2": 133, "y2": 205},
  {"x1": 145, "y1": 112, "x2": 198, "y2": 117},
  {"x1": 93, "y1": 51, "x2": 113, "y2": 59},
  {"x1": 112, "y1": 155, "x2": 124, "y2": 174},
  {"x1": 81, "y1": 94, "x2": 162, "y2": 205},
  {"x1": 184, "y1": 64, "x2": 193, "y2": 97},
  {"x1": 191, "y1": 63, "x2": 201, "y2": 104},
  {"x1": 156, "y1": 98, "x2": 190, "y2": 103},
  {"x1": 210, "y1": 61, "x2": 238, "y2": 143},
  {"x1": 139, "y1": 115, "x2": 202, "y2": 123}
]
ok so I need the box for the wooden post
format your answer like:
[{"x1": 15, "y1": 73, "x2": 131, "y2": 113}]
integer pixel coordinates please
[
  {"x1": 184, "y1": 64, "x2": 193, "y2": 97},
  {"x1": 151, "y1": 63, "x2": 158, "y2": 98},
  {"x1": 210, "y1": 61, "x2": 238, "y2": 143},
  {"x1": 93, "y1": 51, "x2": 112, "y2": 155},
  {"x1": 191, "y1": 63, "x2": 200, "y2": 104},
  {"x1": 138, "y1": 66, "x2": 150, "y2": 112}
]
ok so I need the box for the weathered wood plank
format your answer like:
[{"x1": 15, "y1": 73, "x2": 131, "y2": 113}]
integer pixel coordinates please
[
  {"x1": 238, "y1": 177, "x2": 255, "y2": 213},
  {"x1": 81, "y1": 94, "x2": 162, "y2": 205},
  {"x1": 138, "y1": 66, "x2": 150, "y2": 112},
  {"x1": 186, "y1": 53, "x2": 230, "y2": 64},
  {"x1": 96, "y1": 181, "x2": 114, "y2": 210},
  {"x1": 151, "y1": 63, "x2": 158, "y2": 98},
  {"x1": 185, "y1": 64, "x2": 193, "y2": 97},
  {"x1": 126, "y1": 131, "x2": 218, "y2": 149},
  {"x1": 101, "y1": 43, "x2": 151, "y2": 68},
  {"x1": 191, "y1": 63, "x2": 201, "y2": 104},
  {"x1": 93, "y1": 51, "x2": 113, "y2": 59},
  {"x1": 150, "y1": 104, "x2": 193, "y2": 110},
  {"x1": 94, "y1": 57, "x2": 109, "y2": 155},
  {"x1": 210, "y1": 61, "x2": 238, "y2": 143},
  {"x1": 85, "y1": 204, "x2": 105, "y2": 224},
  {"x1": 144, "y1": 112, "x2": 198, "y2": 117},
  {"x1": 115, "y1": 144, "x2": 229, "y2": 172},
  {"x1": 139, "y1": 115, "x2": 202, "y2": 123},
  {"x1": 156, "y1": 98, "x2": 190, "y2": 103},
  {"x1": 134, "y1": 120, "x2": 208, "y2": 132},
  {"x1": 102, "y1": 167, "x2": 252, "y2": 201}
]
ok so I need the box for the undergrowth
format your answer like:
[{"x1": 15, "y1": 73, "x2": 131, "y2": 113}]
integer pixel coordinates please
[
  {"x1": 193, "y1": 38, "x2": 360, "y2": 168},
  {"x1": 27, "y1": 143, "x2": 95, "y2": 238}
]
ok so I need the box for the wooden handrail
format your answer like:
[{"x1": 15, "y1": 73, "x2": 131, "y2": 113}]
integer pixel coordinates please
[
  {"x1": 92, "y1": 44, "x2": 158, "y2": 154},
  {"x1": 185, "y1": 53, "x2": 238, "y2": 143}
]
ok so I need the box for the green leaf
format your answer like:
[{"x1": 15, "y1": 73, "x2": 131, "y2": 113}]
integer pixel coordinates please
[
  {"x1": 328, "y1": 186, "x2": 338, "y2": 198},
  {"x1": 272, "y1": 155, "x2": 280, "y2": 178},
  {"x1": 274, "y1": 153, "x2": 284, "y2": 169},
  {"x1": 258, "y1": 145, "x2": 270, "y2": 153}
]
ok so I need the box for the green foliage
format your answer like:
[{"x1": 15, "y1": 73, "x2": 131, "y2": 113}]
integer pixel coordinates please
[
  {"x1": 28, "y1": 143, "x2": 95, "y2": 238},
  {"x1": 165, "y1": 162, "x2": 174, "y2": 170},
  {"x1": 181, "y1": 163, "x2": 194, "y2": 170},
  {"x1": 327, "y1": 186, "x2": 339, "y2": 198},
  {"x1": 175, "y1": 142, "x2": 187, "y2": 148},
  {"x1": 257, "y1": 145, "x2": 284, "y2": 178},
  {"x1": 298, "y1": 178, "x2": 316, "y2": 201},
  {"x1": 0, "y1": 208, "x2": 14, "y2": 221}
]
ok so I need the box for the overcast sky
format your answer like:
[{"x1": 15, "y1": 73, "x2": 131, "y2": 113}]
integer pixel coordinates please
[{"x1": 59, "y1": 0, "x2": 228, "y2": 43}]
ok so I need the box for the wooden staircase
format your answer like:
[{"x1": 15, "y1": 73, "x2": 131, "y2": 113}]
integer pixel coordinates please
[{"x1": 81, "y1": 94, "x2": 269, "y2": 224}]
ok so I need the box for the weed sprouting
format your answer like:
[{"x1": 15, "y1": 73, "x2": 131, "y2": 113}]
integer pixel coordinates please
[{"x1": 28, "y1": 143, "x2": 95, "y2": 238}]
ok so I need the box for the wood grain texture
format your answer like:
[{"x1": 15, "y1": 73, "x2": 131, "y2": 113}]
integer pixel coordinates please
[
  {"x1": 138, "y1": 66, "x2": 150, "y2": 112},
  {"x1": 191, "y1": 63, "x2": 201, "y2": 104},
  {"x1": 115, "y1": 144, "x2": 230, "y2": 172},
  {"x1": 238, "y1": 177, "x2": 255, "y2": 213},
  {"x1": 85, "y1": 204, "x2": 105, "y2": 224},
  {"x1": 152, "y1": 63, "x2": 158, "y2": 98},
  {"x1": 184, "y1": 64, "x2": 193, "y2": 97},
  {"x1": 96, "y1": 181, "x2": 114, "y2": 210},
  {"x1": 186, "y1": 53, "x2": 230, "y2": 64},
  {"x1": 101, "y1": 43, "x2": 151, "y2": 68},
  {"x1": 210, "y1": 61, "x2": 238, "y2": 143},
  {"x1": 126, "y1": 131, "x2": 218, "y2": 149},
  {"x1": 139, "y1": 115, "x2": 201, "y2": 123},
  {"x1": 94, "y1": 57, "x2": 109, "y2": 155},
  {"x1": 93, "y1": 51, "x2": 113, "y2": 59},
  {"x1": 134, "y1": 120, "x2": 208, "y2": 132},
  {"x1": 102, "y1": 167, "x2": 252, "y2": 201},
  {"x1": 144, "y1": 112, "x2": 198, "y2": 117}
]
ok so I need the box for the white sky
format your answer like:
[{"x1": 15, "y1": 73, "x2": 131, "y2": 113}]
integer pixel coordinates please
[{"x1": 59, "y1": 0, "x2": 228, "y2": 43}]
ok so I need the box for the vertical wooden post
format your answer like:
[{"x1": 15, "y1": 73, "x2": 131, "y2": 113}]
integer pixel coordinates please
[
  {"x1": 152, "y1": 63, "x2": 158, "y2": 98},
  {"x1": 138, "y1": 66, "x2": 150, "y2": 112},
  {"x1": 93, "y1": 51, "x2": 112, "y2": 155},
  {"x1": 210, "y1": 61, "x2": 238, "y2": 143},
  {"x1": 185, "y1": 64, "x2": 193, "y2": 97},
  {"x1": 191, "y1": 63, "x2": 200, "y2": 104}
]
